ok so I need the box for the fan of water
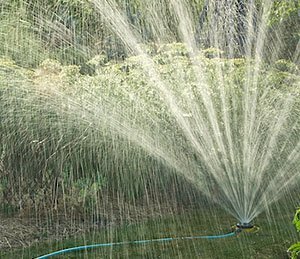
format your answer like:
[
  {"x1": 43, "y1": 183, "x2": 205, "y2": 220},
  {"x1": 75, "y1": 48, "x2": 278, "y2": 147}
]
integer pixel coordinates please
[{"x1": 1, "y1": 0, "x2": 299, "y2": 227}]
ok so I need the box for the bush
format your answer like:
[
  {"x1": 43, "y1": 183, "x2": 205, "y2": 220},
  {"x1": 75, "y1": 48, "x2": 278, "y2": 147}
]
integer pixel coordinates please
[
  {"x1": 288, "y1": 208, "x2": 300, "y2": 259},
  {"x1": 0, "y1": 44, "x2": 299, "y2": 220},
  {"x1": 274, "y1": 59, "x2": 299, "y2": 73}
]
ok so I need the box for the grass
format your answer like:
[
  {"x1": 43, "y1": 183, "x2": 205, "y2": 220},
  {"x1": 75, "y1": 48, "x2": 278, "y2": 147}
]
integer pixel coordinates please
[{"x1": 1, "y1": 202, "x2": 298, "y2": 259}]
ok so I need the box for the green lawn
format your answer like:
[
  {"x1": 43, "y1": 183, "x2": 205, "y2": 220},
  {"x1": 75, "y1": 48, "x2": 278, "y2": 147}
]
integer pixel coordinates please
[{"x1": 1, "y1": 203, "x2": 298, "y2": 259}]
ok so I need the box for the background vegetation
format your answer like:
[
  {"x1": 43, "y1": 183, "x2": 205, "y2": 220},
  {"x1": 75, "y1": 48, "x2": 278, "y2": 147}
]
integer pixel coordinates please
[
  {"x1": 288, "y1": 208, "x2": 300, "y2": 259},
  {"x1": 0, "y1": 44, "x2": 299, "y2": 220},
  {"x1": 0, "y1": 0, "x2": 299, "y2": 69}
]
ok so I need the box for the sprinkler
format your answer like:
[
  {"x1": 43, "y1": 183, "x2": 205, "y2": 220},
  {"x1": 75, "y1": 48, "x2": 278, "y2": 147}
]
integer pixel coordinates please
[{"x1": 232, "y1": 222, "x2": 260, "y2": 233}]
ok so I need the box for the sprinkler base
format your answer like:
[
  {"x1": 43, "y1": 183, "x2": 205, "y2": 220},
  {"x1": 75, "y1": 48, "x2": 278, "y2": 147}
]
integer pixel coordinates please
[{"x1": 232, "y1": 222, "x2": 260, "y2": 233}]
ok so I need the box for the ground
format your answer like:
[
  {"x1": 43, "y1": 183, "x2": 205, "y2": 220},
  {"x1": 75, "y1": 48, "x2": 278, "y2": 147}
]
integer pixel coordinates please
[{"x1": 0, "y1": 202, "x2": 298, "y2": 258}]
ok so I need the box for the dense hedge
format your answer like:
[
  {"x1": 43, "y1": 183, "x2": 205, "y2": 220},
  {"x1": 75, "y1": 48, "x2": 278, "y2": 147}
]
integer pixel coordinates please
[
  {"x1": 0, "y1": 0, "x2": 298, "y2": 68},
  {"x1": 0, "y1": 43, "x2": 299, "y2": 219}
]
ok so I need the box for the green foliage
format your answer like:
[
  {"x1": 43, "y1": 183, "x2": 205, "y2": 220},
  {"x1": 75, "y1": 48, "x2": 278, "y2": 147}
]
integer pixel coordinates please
[
  {"x1": 39, "y1": 59, "x2": 62, "y2": 73},
  {"x1": 201, "y1": 48, "x2": 224, "y2": 59},
  {"x1": 288, "y1": 208, "x2": 300, "y2": 259},
  {"x1": 63, "y1": 171, "x2": 107, "y2": 213},
  {"x1": 0, "y1": 43, "x2": 299, "y2": 218},
  {"x1": 288, "y1": 243, "x2": 300, "y2": 259},
  {"x1": 269, "y1": 1, "x2": 299, "y2": 26},
  {"x1": 273, "y1": 59, "x2": 299, "y2": 73},
  {"x1": 293, "y1": 208, "x2": 300, "y2": 232},
  {"x1": 0, "y1": 0, "x2": 298, "y2": 68},
  {"x1": 267, "y1": 0, "x2": 300, "y2": 60}
]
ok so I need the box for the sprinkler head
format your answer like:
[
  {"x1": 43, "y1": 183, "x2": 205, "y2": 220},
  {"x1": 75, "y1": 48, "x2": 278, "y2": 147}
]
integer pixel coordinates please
[
  {"x1": 232, "y1": 222, "x2": 260, "y2": 233},
  {"x1": 236, "y1": 222, "x2": 253, "y2": 229}
]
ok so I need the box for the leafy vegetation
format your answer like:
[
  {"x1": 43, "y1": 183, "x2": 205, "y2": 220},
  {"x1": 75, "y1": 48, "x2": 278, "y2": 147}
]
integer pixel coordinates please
[
  {"x1": 288, "y1": 208, "x2": 300, "y2": 259},
  {"x1": 267, "y1": 0, "x2": 300, "y2": 60},
  {"x1": 0, "y1": 0, "x2": 298, "y2": 68},
  {"x1": 0, "y1": 43, "x2": 299, "y2": 220}
]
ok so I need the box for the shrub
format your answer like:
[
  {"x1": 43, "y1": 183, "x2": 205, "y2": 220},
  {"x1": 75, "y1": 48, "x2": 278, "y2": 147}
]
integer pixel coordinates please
[
  {"x1": 0, "y1": 44, "x2": 299, "y2": 219},
  {"x1": 288, "y1": 208, "x2": 300, "y2": 259}
]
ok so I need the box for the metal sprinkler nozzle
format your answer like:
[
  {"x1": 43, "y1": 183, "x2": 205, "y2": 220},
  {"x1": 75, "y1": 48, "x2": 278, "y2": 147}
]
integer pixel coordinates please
[{"x1": 236, "y1": 222, "x2": 253, "y2": 229}]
